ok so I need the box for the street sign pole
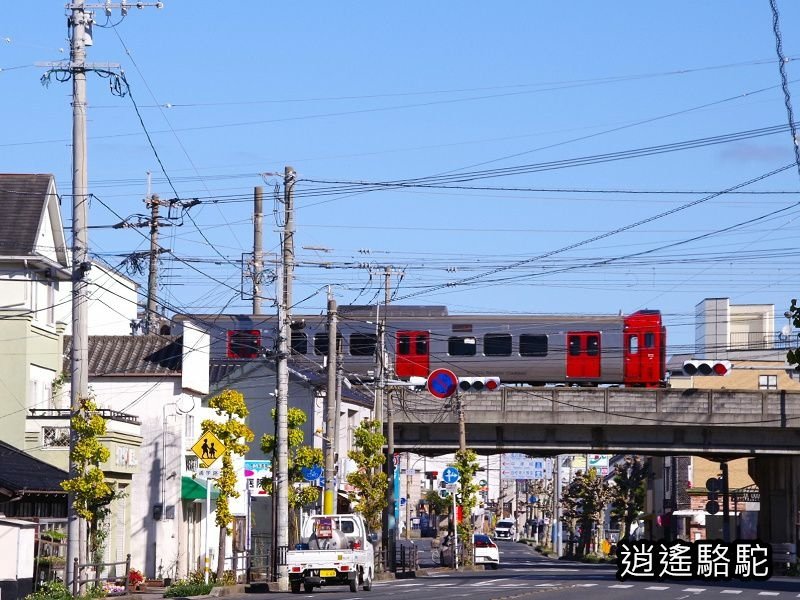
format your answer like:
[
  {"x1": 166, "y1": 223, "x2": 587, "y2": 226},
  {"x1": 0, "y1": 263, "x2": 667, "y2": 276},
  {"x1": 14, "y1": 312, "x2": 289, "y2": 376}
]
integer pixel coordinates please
[
  {"x1": 453, "y1": 487, "x2": 458, "y2": 570},
  {"x1": 205, "y1": 476, "x2": 211, "y2": 584}
]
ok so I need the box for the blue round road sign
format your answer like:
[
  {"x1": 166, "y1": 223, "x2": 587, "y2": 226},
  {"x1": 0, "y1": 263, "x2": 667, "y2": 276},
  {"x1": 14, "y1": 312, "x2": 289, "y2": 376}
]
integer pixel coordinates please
[
  {"x1": 301, "y1": 465, "x2": 323, "y2": 482},
  {"x1": 442, "y1": 466, "x2": 460, "y2": 484},
  {"x1": 427, "y1": 368, "x2": 458, "y2": 399}
]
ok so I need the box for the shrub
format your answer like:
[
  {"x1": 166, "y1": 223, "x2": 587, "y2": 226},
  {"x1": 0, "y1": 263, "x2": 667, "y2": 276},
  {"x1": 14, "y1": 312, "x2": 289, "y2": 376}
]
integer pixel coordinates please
[
  {"x1": 25, "y1": 581, "x2": 71, "y2": 600},
  {"x1": 164, "y1": 580, "x2": 214, "y2": 598}
]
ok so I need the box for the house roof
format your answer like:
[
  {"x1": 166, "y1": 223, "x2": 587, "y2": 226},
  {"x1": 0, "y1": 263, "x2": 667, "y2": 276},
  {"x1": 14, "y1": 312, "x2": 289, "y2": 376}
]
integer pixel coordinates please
[
  {"x1": 0, "y1": 440, "x2": 68, "y2": 496},
  {"x1": 64, "y1": 335, "x2": 184, "y2": 376},
  {"x1": 0, "y1": 174, "x2": 60, "y2": 256}
]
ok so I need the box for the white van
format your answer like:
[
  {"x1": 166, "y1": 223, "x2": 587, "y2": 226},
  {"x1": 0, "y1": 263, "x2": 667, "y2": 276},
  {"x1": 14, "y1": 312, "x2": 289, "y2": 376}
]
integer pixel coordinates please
[{"x1": 494, "y1": 518, "x2": 517, "y2": 540}]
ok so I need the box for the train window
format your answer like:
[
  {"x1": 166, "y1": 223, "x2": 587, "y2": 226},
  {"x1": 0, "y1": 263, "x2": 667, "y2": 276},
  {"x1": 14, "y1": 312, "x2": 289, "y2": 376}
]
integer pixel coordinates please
[
  {"x1": 628, "y1": 335, "x2": 639, "y2": 354},
  {"x1": 398, "y1": 334, "x2": 411, "y2": 355},
  {"x1": 568, "y1": 335, "x2": 581, "y2": 356},
  {"x1": 520, "y1": 334, "x2": 548, "y2": 357},
  {"x1": 314, "y1": 332, "x2": 343, "y2": 355},
  {"x1": 291, "y1": 332, "x2": 307, "y2": 355},
  {"x1": 644, "y1": 332, "x2": 655, "y2": 348},
  {"x1": 416, "y1": 334, "x2": 428, "y2": 355},
  {"x1": 350, "y1": 333, "x2": 377, "y2": 356},
  {"x1": 587, "y1": 335, "x2": 600, "y2": 356},
  {"x1": 448, "y1": 336, "x2": 477, "y2": 356},
  {"x1": 484, "y1": 333, "x2": 512, "y2": 356}
]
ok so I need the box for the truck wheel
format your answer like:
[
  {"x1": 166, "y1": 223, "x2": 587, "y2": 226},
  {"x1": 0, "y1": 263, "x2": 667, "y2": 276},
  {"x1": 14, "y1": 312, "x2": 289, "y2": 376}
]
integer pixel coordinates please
[
  {"x1": 349, "y1": 578, "x2": 358, "y2": 593},
  {"x1": 304, "y1": 583, "x2": 314, "y2": 593},
  {"x1": 290, "y1": 582, "x2": 301, "y2": 594},
  {"x1": 363, "y1": 569, "x2": 373, "y2": 591}
]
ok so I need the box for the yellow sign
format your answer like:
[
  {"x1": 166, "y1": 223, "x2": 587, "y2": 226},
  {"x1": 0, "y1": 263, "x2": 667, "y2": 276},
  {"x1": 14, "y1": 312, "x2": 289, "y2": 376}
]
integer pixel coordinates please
[{"x1": 191, "y1": 431, "x2": 225, "y2": 468}]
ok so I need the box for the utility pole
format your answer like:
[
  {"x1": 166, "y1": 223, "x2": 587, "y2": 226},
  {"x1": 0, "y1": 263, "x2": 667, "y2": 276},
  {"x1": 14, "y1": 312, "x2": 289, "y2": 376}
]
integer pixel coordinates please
[
  {"x1": 378, "y1": 267, "x2": 396, "y2": 571},
  {"x1": 57, "y1": 1, "x2": 163, "y2": 590},
  {"x1": 283, "y1": 167, "x2": 295, "y2": 311},
  {"x1": 67, "y1": 3, "x2": 90, "y2": 588},
  {"x1": 253, "y1": 186, "x2": 263, "y2": 315},
  {"x1": 324, "y1": 289, "x2": 338, "y2": 514},
  {"x1": 146, "y1": 193, "x2": 160, "y2": 333},
  {"x1": 274, "y1": 261, "x2": 289, "y2": 591}
]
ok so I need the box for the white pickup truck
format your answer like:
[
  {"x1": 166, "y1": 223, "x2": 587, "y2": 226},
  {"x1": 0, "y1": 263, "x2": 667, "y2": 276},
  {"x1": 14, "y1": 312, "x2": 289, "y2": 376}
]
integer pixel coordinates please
[{"x1": 286, "y1": 513, "x2": 376, "y2": 594}]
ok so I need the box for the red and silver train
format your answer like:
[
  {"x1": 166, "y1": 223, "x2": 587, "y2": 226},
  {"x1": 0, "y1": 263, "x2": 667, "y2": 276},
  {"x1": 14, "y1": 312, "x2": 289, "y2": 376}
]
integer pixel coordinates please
[{"x1": 225, "y1": 305, "x2": 666, "y2": 387}]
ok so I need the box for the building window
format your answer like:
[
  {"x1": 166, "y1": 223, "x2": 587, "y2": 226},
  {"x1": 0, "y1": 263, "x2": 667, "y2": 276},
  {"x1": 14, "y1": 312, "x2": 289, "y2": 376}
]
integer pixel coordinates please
[
  {"x1": 185, "y1": 414, "x2": 195, "y2": 440},
  {"x1": 520, "y1": 334, "x2": 548, "y2": 357},
  {"x1": 758, "y1": 374, "x2": 777, "y2": 390},
  {"x1": 484, "y1": 334, "x2": 512, "y2": 356},
  {"x1": 448, "y1": 336, "x2": 476, "y2": 356},
  {"x1": 42, "y1": 426, "x2": 70, "y2": 448}
]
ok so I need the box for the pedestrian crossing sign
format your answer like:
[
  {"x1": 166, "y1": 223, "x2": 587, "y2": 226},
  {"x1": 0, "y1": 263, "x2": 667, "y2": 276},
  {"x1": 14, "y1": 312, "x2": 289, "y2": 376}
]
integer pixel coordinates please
[{"x1": 191, "y1": 431, "x2": 226, "y2": 468}]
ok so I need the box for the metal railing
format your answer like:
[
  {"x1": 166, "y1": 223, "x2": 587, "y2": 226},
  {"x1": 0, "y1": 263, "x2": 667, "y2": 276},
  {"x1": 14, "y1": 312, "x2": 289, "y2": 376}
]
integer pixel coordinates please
[
  {"x1": 72, "y1": 555, "x2": 131, "y2": 597},
  {"x1": 29, "y1": 408, "x2": 141, "y2": 425}
]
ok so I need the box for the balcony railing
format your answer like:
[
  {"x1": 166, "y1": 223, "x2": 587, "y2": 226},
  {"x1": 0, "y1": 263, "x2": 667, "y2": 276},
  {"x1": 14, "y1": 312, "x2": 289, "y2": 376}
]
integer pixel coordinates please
[
  {"x1": 728, "y1": 331, "x2": 800, "y2": 351},
  {"x1": 28, "y1": 408, "x2": 141, "y2": 426}
]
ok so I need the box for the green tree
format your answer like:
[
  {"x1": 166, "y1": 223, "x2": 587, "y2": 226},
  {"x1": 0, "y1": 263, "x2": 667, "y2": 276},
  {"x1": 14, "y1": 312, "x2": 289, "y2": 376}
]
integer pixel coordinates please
[
  {"x1": 345, "y1": 419, "x2": 388, "y2": 532},
  {"x1": 202, "y1": 389, "x2": 254, "y2": 580},
  {"x1": 60, "y1": 397, "x2": 115, "y2": 568},
  {"x1": 453, "y1": 450, "x2": 480, "y2": 566},
  {"x1": 560, "y1": 468, "x2": 610, "y2": 558},
  {"x1": 260, "y1": 407, "x2": 323, "y2": 544},
  {"x1": 609, "y1": 455, "x2": 649, "y2": 544}
]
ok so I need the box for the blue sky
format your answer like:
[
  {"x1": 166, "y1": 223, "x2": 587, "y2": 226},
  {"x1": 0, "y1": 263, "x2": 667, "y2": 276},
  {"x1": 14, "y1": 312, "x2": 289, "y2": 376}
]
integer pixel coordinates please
[{"x1": 3, "y1": 1, "x2": 800, "y2": 353}]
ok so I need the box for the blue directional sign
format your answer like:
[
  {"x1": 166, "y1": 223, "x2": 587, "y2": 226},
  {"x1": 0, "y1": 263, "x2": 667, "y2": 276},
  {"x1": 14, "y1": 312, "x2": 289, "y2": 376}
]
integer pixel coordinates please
[
  {"x1": 442, "y1": 466, "x2": 460, "y2": 484},
  {"x1": 301, "y1": 465, "x2": 323, "y2": 482}
]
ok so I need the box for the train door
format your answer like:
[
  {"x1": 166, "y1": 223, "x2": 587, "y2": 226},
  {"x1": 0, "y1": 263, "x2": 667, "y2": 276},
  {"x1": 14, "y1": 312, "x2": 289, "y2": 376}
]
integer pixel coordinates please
[
  {"x1": 395, "y1": 330, "x2": 429, "y2": 378},
  {"x1": 623, "y1": 310, "x2": 665, "y2": 387},
  {"x1": 565, "y1": 332, "x2": 601, "y2": 380}
]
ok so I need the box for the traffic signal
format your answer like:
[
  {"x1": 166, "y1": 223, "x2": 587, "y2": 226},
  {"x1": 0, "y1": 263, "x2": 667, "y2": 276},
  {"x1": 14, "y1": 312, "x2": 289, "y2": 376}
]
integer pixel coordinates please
[
  {"x1": 227, "y1": 330, "x2": 261, "y2": 359},
  {"x1": 458, "y1": 377, "x2": 501, "y2": 392},
  {"x1": 706, "y1": 476, "x2": 721, "y2": 515},
  {"x1": 682, "y1": 360, "x2": 732, "y2": 376},
  {"x1": 425, "y1": 471, "x2": 439, "y2": 480}
]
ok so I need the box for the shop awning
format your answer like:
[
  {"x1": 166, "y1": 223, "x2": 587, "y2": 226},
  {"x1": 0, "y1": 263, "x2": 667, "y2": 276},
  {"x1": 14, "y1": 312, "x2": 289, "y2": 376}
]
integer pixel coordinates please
[{"x1": 181, "y1": 476, "x2": 219, "y2": 501}]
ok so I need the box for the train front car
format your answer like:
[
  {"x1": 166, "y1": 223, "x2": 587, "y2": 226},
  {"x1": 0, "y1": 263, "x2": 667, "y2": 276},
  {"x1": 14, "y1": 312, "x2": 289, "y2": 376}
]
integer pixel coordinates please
[{"x1": 622, "y1": 309, "x2": 666, "y2": 387}]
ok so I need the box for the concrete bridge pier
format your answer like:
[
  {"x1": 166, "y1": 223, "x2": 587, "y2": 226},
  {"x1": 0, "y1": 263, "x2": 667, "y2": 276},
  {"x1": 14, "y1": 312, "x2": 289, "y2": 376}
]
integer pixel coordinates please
[{"x1": 749, "y1": 456, "x2": 800, "y2": 549}]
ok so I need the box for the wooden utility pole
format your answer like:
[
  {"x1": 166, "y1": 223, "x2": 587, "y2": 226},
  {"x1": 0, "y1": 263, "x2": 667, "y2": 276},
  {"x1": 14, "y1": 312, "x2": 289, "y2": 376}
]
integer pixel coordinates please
[
  {"x1": 324, "y1": 289, "x2": 338, "y2": 514},
  {"x1": 253, "y1": 186, "x2": 263, "y2": 315}
]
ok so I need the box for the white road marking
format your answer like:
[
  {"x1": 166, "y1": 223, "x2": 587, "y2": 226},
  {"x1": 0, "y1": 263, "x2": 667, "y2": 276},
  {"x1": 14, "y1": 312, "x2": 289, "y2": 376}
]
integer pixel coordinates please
[
  {"x1": 394, "y1": 583, "x2": 423, "y2": 587},
  {"x1": 535, "y1": 583, "x2": 558, "y2": 587},
  {"x1": 609, "y1": 584, "x2": 634, "y2": 589},
  {"x1": 470, "y1": 578, "x2": 507, "y2": 587},
  {"x1": 758, "y1": 593, "x2": 780, "y2": 597},
  {"x1": 682, "y1": 588, "x2": 706, "y2": 593},
  {"x1": 645, "y1": 586, "x2": 670, "y2": 590},
  {"x1": 431, "y1": 583, "x2": 456, "y2": 587},
  {"x1": 575, "y1": 583, "x2": 598, "y2": 587},
  {"x1": 720, "y1": 591, "x2": 743, "y2": 595}
]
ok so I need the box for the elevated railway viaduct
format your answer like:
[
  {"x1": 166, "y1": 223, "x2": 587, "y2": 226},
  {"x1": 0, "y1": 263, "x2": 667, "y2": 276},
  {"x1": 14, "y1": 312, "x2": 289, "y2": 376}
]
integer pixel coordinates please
[{"x1": 388, "y1": 386, "x2": 800, "y2": 549}]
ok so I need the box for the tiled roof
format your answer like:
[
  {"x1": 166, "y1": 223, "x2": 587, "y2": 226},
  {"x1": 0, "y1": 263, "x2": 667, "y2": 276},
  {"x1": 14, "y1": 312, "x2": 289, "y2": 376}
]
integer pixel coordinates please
[
  {"x1": 64, "y1": 335, "x2": 183, "y2": 376},
  {"x1": 0, "y1": 173, "x2": 54, "y2": 256},
  {"x1": 0, "y1": 440, "x2": 68, "y2": 495}
]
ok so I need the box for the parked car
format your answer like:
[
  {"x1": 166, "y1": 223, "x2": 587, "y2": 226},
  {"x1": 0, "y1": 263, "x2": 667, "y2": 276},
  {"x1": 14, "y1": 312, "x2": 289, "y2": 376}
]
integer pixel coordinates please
[
  {"x1": 473, "y1": 534, "x2": 500, "y2": 569},
  {"x1": 494, "y1": 518, "x2": 517, "y2": 540},
  {"x1": 440, "y1": 534, "x2": 500, "y2": 569}
]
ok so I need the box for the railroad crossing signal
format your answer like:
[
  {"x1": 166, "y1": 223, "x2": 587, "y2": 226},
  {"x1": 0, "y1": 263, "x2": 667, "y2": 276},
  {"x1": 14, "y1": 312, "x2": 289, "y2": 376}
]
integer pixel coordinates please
[
  {"x1": 192, "y1": 430, "x2": 225, "y2": 468},
  {"x1": 458, "y1": 377, "x2": 500, "y2": 392},
  {"x1": 683, "y1": 360, "x2": 732, "y2": 376}
]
